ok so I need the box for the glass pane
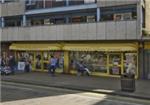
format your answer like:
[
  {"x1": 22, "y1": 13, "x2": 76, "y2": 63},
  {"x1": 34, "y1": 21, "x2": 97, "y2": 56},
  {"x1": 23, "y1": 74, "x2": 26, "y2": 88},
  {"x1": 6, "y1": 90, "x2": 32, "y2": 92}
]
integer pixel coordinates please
[
  {"x1": 43, "y1": 52, "x2": 49, "y2": 61},
  {"x1": 69, "y1": 51, "x2": 107, "y2": 73},
  {"x1": 109, "y1": 54, "x2": 121, "y2": 75},
  {"x1": 109, "y1": 54, "x2": 121, "y2": 65},
  {"x1": 35, "y1": 52, "x2": 42, "y2": 69},
  {"x1": 124, "y1": 53, "x2": 137, "y2": 75}
]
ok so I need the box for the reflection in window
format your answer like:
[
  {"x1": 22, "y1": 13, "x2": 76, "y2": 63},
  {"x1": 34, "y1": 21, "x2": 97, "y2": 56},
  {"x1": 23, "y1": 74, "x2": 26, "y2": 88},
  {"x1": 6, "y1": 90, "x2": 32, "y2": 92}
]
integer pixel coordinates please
[{"x1": 69, "y1": 51, "x2": 107, "y2": 73}]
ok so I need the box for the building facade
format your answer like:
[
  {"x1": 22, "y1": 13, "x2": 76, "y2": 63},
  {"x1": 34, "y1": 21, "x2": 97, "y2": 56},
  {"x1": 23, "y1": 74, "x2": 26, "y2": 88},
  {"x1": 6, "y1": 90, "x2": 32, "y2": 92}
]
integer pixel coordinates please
[{"x1": 0, "y1": 0, "x2": 150, "y2": 79}]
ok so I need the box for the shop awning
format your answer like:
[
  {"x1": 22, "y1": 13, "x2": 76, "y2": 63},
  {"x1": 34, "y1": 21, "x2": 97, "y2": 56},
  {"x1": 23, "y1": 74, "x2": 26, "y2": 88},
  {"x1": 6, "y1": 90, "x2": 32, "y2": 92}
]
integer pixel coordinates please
[
  {"x1": 145, "y1": 42, "x2": 150, "y2": 49},
  {"x1": 62, "y1": 43, "x2": 138, "y2": 51},
  {"x1": 9, "y1": 43, "x2": 61, "y2": 51}
]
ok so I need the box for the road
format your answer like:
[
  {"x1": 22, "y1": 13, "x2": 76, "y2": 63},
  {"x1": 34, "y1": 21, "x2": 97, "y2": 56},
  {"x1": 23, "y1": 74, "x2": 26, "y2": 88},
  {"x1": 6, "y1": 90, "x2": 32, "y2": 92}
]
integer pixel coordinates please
[{"x1": 1, "y1": 81, "x2": 150, "y2": 105}]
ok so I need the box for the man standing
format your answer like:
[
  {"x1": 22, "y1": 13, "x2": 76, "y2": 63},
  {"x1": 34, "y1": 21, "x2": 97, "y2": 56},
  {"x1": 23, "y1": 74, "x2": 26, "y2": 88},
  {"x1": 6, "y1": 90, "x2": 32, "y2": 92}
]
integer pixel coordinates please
[{"x1": 49, "y1": 55, "x2": 57, "y2": 76}]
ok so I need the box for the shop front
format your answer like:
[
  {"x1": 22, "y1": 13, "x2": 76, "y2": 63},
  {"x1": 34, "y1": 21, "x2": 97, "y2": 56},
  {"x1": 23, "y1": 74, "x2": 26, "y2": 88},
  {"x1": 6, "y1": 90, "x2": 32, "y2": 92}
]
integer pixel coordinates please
[
  {"x1": 9, "y1": 42, "x2": 139, "y2": 78},
  {"x1": 9, "y1": 43, "x2": 64, "y2": 73},
  {"x1": 63, "y1": 43, "x2": 139, "y2": 78}
]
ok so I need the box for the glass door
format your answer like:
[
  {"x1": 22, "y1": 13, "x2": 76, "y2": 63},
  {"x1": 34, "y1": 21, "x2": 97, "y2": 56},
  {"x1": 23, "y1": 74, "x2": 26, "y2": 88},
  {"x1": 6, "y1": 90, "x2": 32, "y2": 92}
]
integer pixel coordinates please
[{"x1": 109, "y1": 53, "x2": 122, "y2": 75}]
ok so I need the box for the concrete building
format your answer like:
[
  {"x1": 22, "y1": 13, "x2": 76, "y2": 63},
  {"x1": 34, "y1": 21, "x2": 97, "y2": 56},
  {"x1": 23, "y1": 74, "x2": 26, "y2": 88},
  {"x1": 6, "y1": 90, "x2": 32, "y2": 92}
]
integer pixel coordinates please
[{"x1": 0, "y1": 0, "x2": 150, "y2": 79}]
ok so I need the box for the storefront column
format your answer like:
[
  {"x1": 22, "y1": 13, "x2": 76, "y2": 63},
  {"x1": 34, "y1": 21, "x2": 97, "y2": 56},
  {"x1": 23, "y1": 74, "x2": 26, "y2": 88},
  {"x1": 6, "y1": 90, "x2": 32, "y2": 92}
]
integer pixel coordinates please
[
  {"x1": 64, "y1": 51, "x2": 69, "y2": 73},
  {"x1": 22, "y1": 15, "x2": 27, "y2": 26},
  {"x1": 97, "y1": 8, "x2": 100, "y2": 22}
]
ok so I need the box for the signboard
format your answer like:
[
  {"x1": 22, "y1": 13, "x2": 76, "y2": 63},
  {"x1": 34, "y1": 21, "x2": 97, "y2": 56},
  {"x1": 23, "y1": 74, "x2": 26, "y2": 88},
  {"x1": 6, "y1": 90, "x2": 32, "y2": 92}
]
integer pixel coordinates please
[{"x1": 18, "y1": 62, "x2": 25, "y2": 71}]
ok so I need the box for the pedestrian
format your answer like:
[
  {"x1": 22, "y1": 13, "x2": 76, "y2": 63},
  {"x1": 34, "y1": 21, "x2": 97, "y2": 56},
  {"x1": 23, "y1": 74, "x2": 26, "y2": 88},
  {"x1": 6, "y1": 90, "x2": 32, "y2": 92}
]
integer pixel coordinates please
[
  {"x1": 25, "y1": 59, "x2": 30, "y2": 73},
  {"x1": 48, "y1": 55, "x2": 57, "y2": 76},
  {"x1": 76, "y1": 61, "x2": 90, "y2": 76},
  {"x1": 1, "y1": 56, "x2": 6, "y2": 68},
  {"x1": 8, "y1": 55, "x2": 16, "y2": 74}
]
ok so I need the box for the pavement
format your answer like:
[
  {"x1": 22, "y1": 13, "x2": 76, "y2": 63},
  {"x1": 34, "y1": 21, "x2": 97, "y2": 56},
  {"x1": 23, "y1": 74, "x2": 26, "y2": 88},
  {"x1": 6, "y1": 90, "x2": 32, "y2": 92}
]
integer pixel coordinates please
[{"x1": 1, "y1": 72, "x2": 150, "y2": 100}]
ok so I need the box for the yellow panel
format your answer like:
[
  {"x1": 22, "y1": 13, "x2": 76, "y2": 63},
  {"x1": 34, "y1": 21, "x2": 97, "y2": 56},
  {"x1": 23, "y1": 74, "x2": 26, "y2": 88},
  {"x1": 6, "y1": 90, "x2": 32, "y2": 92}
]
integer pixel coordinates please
[
  {"x1": 9, "y1": 43, "x2": 61, "y2": 51},
  {"x1": 63, "y1": 43, "x2": 138, "y2": 51},
  {"x1": 145, "y1": 42, "x2": 150, "y2": 49}
]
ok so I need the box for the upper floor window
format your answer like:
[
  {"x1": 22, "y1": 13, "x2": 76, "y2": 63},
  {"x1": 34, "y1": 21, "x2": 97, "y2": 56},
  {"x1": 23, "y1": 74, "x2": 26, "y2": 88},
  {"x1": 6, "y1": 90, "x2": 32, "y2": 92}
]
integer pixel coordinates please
[
  {"x1": 84, "y1": 0, "x2": 96, "y2": 4},
  {"x1": 52, "y1": 0, "x2": 66, "y2": 7},
  {"x1": 26, "y1": 0, "x2": 36, "y2": 5},
  {"x1": 101, "y1": 4, "x2": 137, "y2": 21},
  {"x1": 1, "y1": 0, "x2": 18, "y2": 3}
]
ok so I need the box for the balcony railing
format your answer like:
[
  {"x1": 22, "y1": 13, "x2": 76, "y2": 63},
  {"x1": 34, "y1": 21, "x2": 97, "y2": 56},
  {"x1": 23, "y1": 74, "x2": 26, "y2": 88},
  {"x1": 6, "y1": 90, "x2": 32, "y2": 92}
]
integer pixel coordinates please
[{"x1": 1, "y1": 20, "x2": 140, "y2": 41}]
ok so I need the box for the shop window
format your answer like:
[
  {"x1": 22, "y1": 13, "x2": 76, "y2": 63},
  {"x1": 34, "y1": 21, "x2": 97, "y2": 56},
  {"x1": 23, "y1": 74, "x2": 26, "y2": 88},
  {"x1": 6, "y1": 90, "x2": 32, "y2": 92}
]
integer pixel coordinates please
[
  {"x1": 49, "y1": 51, "x2": 64, "y2": 70},
  {"x1": 69, "y1": 51, "x2": 107, "y2": 73},
  {"x1": 109, "y1": 54, "x2": 121, "y2": 75},
  {"x1": 43, "y1": 52, "x2": 49, "y2": 61},
  {"x1": 124, "y1": 53, "x2": 137, "y2": 75}
]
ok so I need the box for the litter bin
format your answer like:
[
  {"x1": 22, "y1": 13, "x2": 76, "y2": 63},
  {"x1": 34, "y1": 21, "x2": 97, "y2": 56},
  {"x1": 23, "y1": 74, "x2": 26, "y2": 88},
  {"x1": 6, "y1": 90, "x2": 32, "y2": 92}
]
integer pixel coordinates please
[{"x1": 121, "y1": 73, "x2": 135, "y2": 92}]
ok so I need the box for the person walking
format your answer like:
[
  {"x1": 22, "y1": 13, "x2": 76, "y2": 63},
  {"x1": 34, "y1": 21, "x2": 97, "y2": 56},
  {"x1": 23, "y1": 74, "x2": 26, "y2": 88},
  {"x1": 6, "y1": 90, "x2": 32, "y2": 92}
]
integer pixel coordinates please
[
  {"x1": 25, "y1": 59, "x2": 30, "y2": 73},
  {"x1": 49, "y1": 55, "x2": 57, "y2": 76},
  {"x1": 8, "y1": 55, "x2": 16, "y2": 74}
]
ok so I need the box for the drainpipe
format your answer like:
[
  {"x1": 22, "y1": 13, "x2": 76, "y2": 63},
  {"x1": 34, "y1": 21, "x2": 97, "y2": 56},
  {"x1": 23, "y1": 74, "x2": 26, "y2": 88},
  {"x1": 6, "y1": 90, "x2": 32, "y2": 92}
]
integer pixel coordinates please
[
  {"x1": 1, "y1": 17, "x2": 5, "y2": 28},
  {"x1": 96, "y1": 8, "x2": 100, "y2": 22},
  {"x1": 22, "y1": 15, "x2": 27, "y2": 26}
]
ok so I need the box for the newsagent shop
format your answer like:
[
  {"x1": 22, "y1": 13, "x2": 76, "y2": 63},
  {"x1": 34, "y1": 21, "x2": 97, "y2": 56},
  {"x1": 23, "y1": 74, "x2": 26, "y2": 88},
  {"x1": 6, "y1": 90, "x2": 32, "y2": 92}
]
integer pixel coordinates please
[{"x1": 1, "y1": 42, "x2": 139, "y2": 78}]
